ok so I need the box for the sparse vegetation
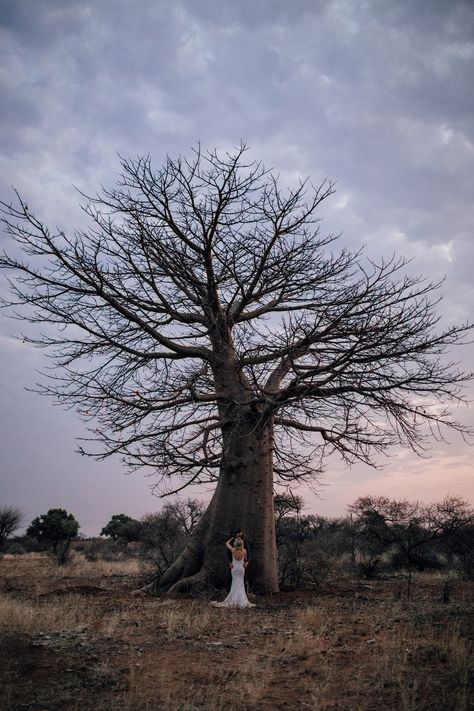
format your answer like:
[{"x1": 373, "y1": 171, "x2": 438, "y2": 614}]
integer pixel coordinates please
[
  {"x1": 0, "y1": 552, "x2": 472, "y2": 710},
  {"x1": 1, "y1": 496, "x2": 472, "y2": 708},
  {"x1": 348, "y1": 494, "x2": 473, "y2": 575},
  {"x1": 96, "y1": 500, "x2": 205, "y2": 577},
  {"x1": 273, "y1": 494, "x2": 474, "y2": 588}
]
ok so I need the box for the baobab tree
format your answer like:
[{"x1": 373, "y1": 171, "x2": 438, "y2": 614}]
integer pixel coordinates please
[{"x1": 0, "y1": 145, "x2": 471, "y2": 593}]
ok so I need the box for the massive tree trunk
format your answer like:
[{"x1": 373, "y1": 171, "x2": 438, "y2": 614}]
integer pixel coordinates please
[{"x1": 157, "y1": 413, "x2": 279, "y2": 595}]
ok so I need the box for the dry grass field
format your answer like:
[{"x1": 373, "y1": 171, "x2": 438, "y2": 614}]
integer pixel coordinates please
[{"x1": 0, "y1": 553, "x2": 472, "y2": 710}]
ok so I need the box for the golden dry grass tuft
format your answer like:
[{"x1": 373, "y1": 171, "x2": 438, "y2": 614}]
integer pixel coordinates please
[
  {"x1": 159, "y1": 600, "x2": 214, "y2": 638},
  {"x1": 1, "y1": 551, "x2": 142, "y2": 577},
  {"x1": 0, "y1": 592, "x2": 143, "y2": 639},
  {"x1": 0, "y1": 593, "x2": 93, "y2": 634},
  {"x1": 121, "y1": 649, "x2": 272, "y2": 711}
]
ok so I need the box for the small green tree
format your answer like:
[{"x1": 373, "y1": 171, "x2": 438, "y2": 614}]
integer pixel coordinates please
[
  {"x1": 101, "y1": 514, "x2": 142, "y2": 544},
  {"x1": 27, "y1": 508, "x2": 80, "y2": 564}
]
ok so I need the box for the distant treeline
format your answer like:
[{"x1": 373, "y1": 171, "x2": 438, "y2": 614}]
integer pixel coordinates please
[{"x1": 2, "y1": 495, "x2": 473, "y2": 584}]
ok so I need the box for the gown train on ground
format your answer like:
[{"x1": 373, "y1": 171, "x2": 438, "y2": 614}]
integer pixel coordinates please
[{"x1": 211, "y1": 558, "x2": 255, "y2": 608}]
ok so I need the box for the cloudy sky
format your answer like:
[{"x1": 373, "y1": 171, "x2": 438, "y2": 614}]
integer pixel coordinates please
[{"x1": 1, "y1": 0, "x2": 473, "y2": 535}]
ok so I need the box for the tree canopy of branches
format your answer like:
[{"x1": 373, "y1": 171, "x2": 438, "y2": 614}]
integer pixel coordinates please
[
  {"x1": 274, "y1": 492, "x2": 305, "y2": 533},
  {"x1": 1, "y1": 144, "x2": 471, "y2": 593},
  {"x1": 0, "y1": 505, "x2": 23, "y2": 550}
]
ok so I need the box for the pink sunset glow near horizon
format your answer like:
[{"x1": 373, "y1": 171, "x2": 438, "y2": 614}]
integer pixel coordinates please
[{"x1": 1, "y1": 0, "x2": 473, "y2": 536}]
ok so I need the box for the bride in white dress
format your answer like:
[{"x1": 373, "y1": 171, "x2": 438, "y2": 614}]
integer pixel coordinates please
[{"x1": 211, "y1": 537, "x2": 255, "y2": 608}]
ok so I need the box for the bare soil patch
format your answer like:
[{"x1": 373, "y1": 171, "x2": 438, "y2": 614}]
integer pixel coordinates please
[{"x1": 1, "y1": 555, "x2": 472, "y2": 710}]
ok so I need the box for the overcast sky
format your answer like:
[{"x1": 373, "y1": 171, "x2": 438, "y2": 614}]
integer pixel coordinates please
[{"x1": 1, "y1": 0, "x2": 473, "y2": 536}]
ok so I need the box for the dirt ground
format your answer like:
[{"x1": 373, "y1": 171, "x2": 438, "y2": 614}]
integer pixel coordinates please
[{"x1": 0, "y1": 555, "x2": 472, "y2": 710}]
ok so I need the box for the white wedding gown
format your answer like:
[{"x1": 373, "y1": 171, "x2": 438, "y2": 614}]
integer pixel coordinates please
[{"x1": 211, "y1": 558, "x2": 255, "y2": 608}]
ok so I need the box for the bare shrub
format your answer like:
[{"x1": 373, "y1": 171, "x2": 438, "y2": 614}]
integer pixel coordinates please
[
  {"x1": 0, "y1": 506, "x2": 23, "y2": 550},
  {"x1": 277, "y1": 512, "x2": 338, "y2": 588}
]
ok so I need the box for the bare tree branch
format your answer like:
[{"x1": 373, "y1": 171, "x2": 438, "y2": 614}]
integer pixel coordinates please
[{"x1": 1, "y1": 145, "x2": 471, "y2": 488}]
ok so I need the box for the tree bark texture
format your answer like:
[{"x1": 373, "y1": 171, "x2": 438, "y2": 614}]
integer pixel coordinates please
[{"x1": 158, "y1": 415, "x2": 279, "y2": 594}]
